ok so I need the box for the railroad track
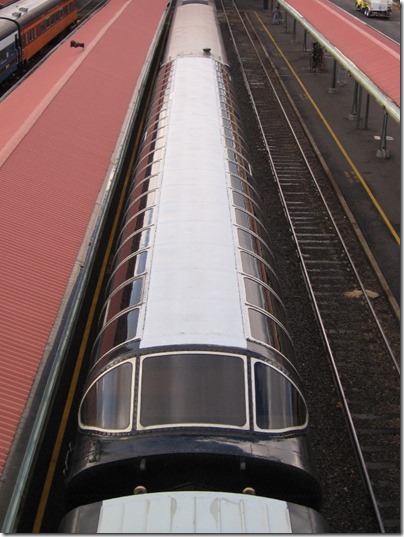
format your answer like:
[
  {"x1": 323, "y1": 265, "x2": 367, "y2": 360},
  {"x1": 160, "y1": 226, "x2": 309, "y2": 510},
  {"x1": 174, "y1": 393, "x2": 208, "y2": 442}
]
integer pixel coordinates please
[{"x1": 218, "y1": 0, "x2": 400, "y2": 532}]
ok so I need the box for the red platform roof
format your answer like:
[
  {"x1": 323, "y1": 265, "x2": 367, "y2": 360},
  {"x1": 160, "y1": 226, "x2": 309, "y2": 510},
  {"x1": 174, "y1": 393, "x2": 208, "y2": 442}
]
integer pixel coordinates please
[
  {"x1": 0, "y1": 0, "x2": 167, "y2": 477},
  {"x1": 283, "y1": 0, "x2": 400, "y2": 112}
]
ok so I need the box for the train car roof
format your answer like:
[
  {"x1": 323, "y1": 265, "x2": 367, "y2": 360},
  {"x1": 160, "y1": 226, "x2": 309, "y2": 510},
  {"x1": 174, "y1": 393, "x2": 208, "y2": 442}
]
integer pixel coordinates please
[
  {"x1": 0, "y1": 0, "x2": 63, "y2": 22},
  {"x1": 139, "y1": 56, "x2": 245, "y2": 349},
  {"x1": 163, "y1": 0, "x2": 228, "y2": 66},
  {"x1": 60, "y1": 491, "x2": 329, "y2": 533}
]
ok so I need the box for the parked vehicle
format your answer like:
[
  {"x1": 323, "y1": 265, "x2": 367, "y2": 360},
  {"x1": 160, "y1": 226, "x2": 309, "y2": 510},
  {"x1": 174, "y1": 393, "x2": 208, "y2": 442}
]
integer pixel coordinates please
[{"x1": 355, "y1": 0, "x2": 392, "y2": 17}]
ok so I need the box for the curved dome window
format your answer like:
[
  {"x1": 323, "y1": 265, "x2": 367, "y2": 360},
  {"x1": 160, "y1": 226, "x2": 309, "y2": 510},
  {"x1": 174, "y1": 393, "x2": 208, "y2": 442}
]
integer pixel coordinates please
[
  {"x1": 253, "y1": 360, "x2": 307, "y2": 432},
  {"x1": 248, "y1": 307, "x2": 295, "y2": 360},
  {"x1": 79, "y1": 361, "x2": 134, "y2": 432},
  {"x1": 92, "y1": 308, "x2": 140, "y2": 366}
]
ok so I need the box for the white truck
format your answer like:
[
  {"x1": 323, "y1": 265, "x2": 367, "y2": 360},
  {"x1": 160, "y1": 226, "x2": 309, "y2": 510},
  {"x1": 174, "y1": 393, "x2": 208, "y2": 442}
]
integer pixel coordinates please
[{"x1": 355, "y1": 0, "x2": 393, "y2": 17}]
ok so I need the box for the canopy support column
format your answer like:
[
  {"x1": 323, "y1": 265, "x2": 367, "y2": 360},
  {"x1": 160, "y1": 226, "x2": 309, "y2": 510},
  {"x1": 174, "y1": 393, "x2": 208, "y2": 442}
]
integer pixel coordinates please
[{"x1": 376, "y1": 111, "x2": 391, "y2": 159}]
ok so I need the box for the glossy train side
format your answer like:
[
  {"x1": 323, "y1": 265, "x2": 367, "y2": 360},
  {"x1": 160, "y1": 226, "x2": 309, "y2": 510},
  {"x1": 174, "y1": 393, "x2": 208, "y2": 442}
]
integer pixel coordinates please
[
  {"x1": 0, "y1": 0, "x2": 77, "y2": 86},
  {"x1": 60, "y1": 0, "x2": 328, "y2": 532}
]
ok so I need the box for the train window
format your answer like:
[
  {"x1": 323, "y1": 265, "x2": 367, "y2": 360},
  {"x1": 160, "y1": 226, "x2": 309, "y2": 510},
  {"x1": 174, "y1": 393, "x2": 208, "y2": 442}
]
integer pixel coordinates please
[
  {"x1": 138, "y1": 353, "x2": 248, "y2": 429},
  {"x1": 227, "y1": 161, "x2": 252, "y2": 184},
  {"x1": 248, "y1": 308, "x2": 295, "y2": 360},
  {"x1": 240, "y1": 251, "x2": 283, "y2": 297},
  {"x1": 114, "y1": 227, "x2": 152, "y2": 269},
  {"x1": 95, "y1": 308, "x2": 140, "y2": 361},
  {"x1": 237, "y1": 229, "x2": 275, "y2": 266},
  {"x1": 144, "y1": 114, "x2": 168, "y2": 139},
  {"x1": 235, "y1": 207, "x2": 253, "y2": 230},
  {"x1": 118, "y1": 210, "x2": 153, "y2": 247},
  {"x1": 244, "y1": 278, "x2": 287, "y2": 326},
  {"x1": 130, "y1": 183, "x2": 159, "y2": 207},
  {"x1": 136, "y1": 147, "x2": 164, "y2": 173},
  {"x1": 80, "y1": 361, "x2": 134, "y2": 431},
  {"x1": 232, "y1": 180, "x2": 259, "y2": 203},
  {"x1": 232, "y1": 191, "x2": 259, "y2": 216},
  {"x1": 125, "y1": 191, "x2": 157, "y2": 221},
  {"x1": 147, "y1": 95, "x2": 170, "y2": 121},
  {"x1": 234, "y1": 209, "x2": 268, "y2": 242},
  {"x1": 129, "y1": 174, "x2": 160, "y2": 200},
  {"x1": 140, "y1": 132, "x2": 166, "y2": 159},
  {"x1": 248, "y1": 308, "x2": 277, "y2": 347},
  {"x1": 223, "y1": 108, "x2": 242, "y2": 130},
  {"x1": 252, "y1": 360, "x2": 307, "y2": 431},
  {"x1": 230, "y1": 174, "x2": 260, "y2": 200},
  {"x1": 103, "y1": 277, "x2": 144, "y2": 323},
  {"x1": 106, "y1": 251, "x2": 147, "y2": 296},
  {"x1": 225, "y1": 136, "x2": 249, "y2": 159}
]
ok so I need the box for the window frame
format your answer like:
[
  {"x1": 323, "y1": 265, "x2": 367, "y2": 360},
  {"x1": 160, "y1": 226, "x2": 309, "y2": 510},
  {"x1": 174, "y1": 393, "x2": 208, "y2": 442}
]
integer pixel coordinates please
[
  {"x1": 137, "y1": 351, "x2": 250, "y2": 431},
  {"x1": 79, "y1": 358, "x2": 136, "y2": 433},
  {"x1": 251, "y1": 358, "x2": 308, "y2": 433}
]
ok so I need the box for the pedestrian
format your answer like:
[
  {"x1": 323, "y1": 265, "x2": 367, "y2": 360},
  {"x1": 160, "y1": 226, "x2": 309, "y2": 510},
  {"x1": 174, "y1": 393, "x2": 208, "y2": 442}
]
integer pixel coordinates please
[
  {"x1": 272, "y1": 4, "x2": 281, "y2": 24},
  {"x1": 311, "y1": 42, "x2": 322, "y2": 72}
]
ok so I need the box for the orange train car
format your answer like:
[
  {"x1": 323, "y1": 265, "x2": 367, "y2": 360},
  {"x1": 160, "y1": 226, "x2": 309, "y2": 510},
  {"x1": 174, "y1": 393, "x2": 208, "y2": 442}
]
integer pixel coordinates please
[
  {"x1": 0, "y1": 0, "x2": 77, "y2": 81},
  {"x1": 19, "y1": 0, "x2": 77, "y2": 61}
]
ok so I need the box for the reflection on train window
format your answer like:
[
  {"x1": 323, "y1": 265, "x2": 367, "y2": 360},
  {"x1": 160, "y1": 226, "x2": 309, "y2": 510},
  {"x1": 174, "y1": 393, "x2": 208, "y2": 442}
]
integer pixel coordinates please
[
  {"x1": 233, "y1": 191, "x2": 251, "y2": 211},
  {"x1": 246, "y1": 278, "x2": 272, "y2": 311},
  {"x1": 249, "y1": 307, "x2": 277, "y2": 347},
  {"x1": 248, "y1": 308, "x2": 295, "y2": 359},
  {"x1": 237, "y1": 229, "x2": 275, "y2": 266},
  {"x1": 253, "y1": 360, "x2": 307, "y2": 430},
  {"x1": 227, "y1": 149, "x2": 250, "y2": 173},
  {"x1": 108, "y1": 251, "x2": 147, "y2": 293},
  {"x1": 125, "y1": 193, "x2": 157, "y2": 222},
  {"x1": 139, "y1": 353, "x2": 247, "y2": 428},
  {"x1": 235, "y1": 209, "x2": 267, "y2": 241},
  {"x1": 230, "y1": 174, "x2": 259, "y2": 199},
  {"x1": 118, "y1": 225, "x2": 152, "y2": 257},
  {"x1": 240, "y1": 251, "x2": 282, "y2": 298},
  {"x1": 136, "y1": 148, "x2": 163, "y2": 176},
  {"x1": 130, "y1": 174, "x2": 160, "y2": 200},
  {"x1": 96, "y1": 308, "x2": 140, "y2": 360},
  {"x1": 124, "y1": 208, "x2": 154, "y2": 232},
  {"x1": 104, "y1": 277, "x2": 144, "y2": 323},
  {"x1": 233, "y1": 192, "x2": 263, "y2": 223},
  {"x1": 227, "y1": 160, "x2": 251, "y2": 183},
  {"x1": 244, "y1": 277, "x2": 286, "y2": 324},
  {"x1": 80, "y1": 361, "x2": 133, "y2": 431},
  {"x1": 224, "y1": 136, "x2": 236, "y2": 151}
]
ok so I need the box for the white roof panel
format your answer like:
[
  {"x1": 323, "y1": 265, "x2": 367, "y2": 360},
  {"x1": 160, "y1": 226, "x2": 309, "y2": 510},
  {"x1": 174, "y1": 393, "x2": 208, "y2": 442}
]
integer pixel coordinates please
[
  {"x1": 140, "y1": 58, "x2": 245, "y2": 349},
  {"x1": 97, "y1": 492, "x2": 293, "y2": 533},
  {"x1": 163, "y1": 3, "x2": 227, "y2": 65}
]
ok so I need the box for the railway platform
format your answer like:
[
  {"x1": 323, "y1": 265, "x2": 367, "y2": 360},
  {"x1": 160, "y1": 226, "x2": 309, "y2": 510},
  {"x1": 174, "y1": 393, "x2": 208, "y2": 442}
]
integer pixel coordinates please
[
  {"x1": 236, "y1": 0, "x2": 400, "y2": 314},
  {"x1": 0, "y1": 0, "x2": 168, "y2": 531}
]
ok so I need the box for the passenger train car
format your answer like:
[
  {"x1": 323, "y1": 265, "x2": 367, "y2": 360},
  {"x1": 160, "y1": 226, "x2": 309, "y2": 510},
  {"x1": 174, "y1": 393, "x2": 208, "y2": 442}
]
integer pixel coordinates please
[
  {"x1": 60, "y1": 0, "x2": 328, "y2": 532},
  {"x1": 0, "y1": 0, "x2": 77, "y2": 85}
]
